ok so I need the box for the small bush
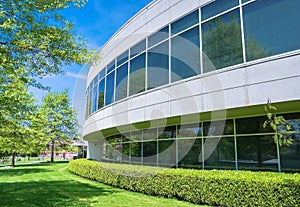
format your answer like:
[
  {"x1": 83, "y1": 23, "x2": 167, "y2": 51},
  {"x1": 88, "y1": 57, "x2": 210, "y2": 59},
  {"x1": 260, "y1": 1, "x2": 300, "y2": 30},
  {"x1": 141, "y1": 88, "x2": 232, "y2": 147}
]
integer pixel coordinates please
[{"x1": 69, "y1": 159, "x2": 300, "y2": 207}]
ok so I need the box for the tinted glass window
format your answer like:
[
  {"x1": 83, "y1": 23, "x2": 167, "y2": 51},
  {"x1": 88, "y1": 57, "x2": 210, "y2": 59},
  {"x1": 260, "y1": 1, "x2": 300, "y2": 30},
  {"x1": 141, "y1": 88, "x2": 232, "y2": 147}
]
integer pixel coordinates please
[
  {"x1": 107, "y1": 60, "x2": 115, "y2": 74},
  {"x1": 117, "y1": 50, "x2": 128, "y2": 66},
  {"x1": 171, "y1": 26, "x2": 200, "y2": 82},
  {"x1": 235, "y1": 116, "x2": 273, "y2": 134},
  {"x1": 115, "y1": 63, "x2": 128, "y2": 101},
  {"x1": 243, "y1": 0, "x2": 300, "y2": 61},
  {"x1": 203, "y1": 120, "x2": 234, "y2": 136},
  {"x1": 242, "y1": 0, "x2": 251, "y2": 3},
  {"x1": 202, "y1": 9, "x2": 243, "y2": 73},
  {"x1": 129, "y1": 53, "x2": 146, "y2": 96},
  {"x1": 147, "y1": 41, "x2": 169, "y2": 89},
  {"x1": 171, "y1": 10, "x2": 199, "y2": 34},
  {"x1": 201, "y1": 0, "x2": 238, "y2": 21},
  {"x1": 105, "y1": 71, "x2": 115, "y2": 105},
  {"x1": 131, "y1": 39, "x2": 146, "y2": 58},
  {"x1": 148, "y1": 26, "x2": 169, "y2": 48},
  {"x1": 178, "y1": 123, "x2": 202, "y2": 138},
  {"x1": 97, "y1": 78, "x2": 105, "y2": 109},
  {"x1": 99, "y1": 68, "x2": 106, "y2": 80},
  {"x1": 92, "y1": 85, "x2": 98, "y2": 113}
]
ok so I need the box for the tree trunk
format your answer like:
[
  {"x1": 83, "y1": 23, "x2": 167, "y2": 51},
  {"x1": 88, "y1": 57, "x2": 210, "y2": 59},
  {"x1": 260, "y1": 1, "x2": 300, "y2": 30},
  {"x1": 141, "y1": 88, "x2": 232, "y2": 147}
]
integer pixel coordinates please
[
  {"x1": 51, "y1": 139, "x2": 55, "y2": 163},
  {"x1": 12, "y1": 152, "x2": 15, "y2": 168}
]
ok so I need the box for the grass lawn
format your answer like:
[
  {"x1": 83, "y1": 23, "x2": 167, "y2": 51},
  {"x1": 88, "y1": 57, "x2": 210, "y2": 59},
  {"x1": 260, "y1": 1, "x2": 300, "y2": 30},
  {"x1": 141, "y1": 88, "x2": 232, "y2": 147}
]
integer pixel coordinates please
[{"x1": 0, "y1": 162, "x2": 210, "y2": 207}]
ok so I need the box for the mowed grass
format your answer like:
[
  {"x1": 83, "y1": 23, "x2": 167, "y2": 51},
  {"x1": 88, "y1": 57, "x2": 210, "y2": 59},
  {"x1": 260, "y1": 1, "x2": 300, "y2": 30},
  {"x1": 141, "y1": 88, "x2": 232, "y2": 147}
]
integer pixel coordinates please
[{"x1": 0, "y1": 162, "x2": 209, "y2": 207}]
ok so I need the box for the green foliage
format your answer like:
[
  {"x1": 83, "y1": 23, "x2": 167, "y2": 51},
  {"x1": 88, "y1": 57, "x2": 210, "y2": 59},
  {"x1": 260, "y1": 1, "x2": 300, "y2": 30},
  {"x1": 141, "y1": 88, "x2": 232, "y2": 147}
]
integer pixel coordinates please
[
  {"x1": 264, "y1": 100, "x2": 294, "y2": 146},
  {"x1": 41, "y1": 90, "x2": 78, "y2": 162},
  {"x1": 69, "y1": 159, "x2": 300, "y2": 207}
]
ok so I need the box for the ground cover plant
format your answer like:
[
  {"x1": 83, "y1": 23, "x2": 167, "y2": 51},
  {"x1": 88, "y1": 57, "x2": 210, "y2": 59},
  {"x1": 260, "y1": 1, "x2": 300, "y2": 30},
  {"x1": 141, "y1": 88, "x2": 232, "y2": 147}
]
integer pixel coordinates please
[
  {"x1": 0, "y1": 161, "x2": 206, "y2": 207},
  {"x1": 69, "y1": 159, "x2": 300, "y2": 207}
]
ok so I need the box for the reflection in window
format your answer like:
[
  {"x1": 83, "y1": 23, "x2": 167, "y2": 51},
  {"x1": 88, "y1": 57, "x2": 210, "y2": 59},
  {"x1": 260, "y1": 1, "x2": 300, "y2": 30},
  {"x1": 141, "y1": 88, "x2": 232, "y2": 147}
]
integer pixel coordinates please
[
  {"x1": 131, "y1": 142, "x2": 142, "y2": 164},
  {"x1": 148, "y1": 26, "x2": 169, "y2": 48},
  {"x1": 201, "y1": 0, "x2": 238, "y2": 21},
  {"x1": 105, "y1": 71, "x2": 115, "y2": 105},
  {"x1": 97, "y1": 78, "x2": 105, "y2": 109},
  {"x1": 143, "y1": 128, "x2": 157, "y2": 141},
  {"x1": 131, "y1": 39, "x2": 146, "y2": 58},
  {"x1": 143, "y1": 141, "x2": 157, "y2": 166},
  {"x1": 243, "y1": 0, "x2": 300, "y2": 61},
  {"x1": 237, "y1": 136, "x2": 278, "y2": 170},
  {"x1": 99, "y1": 68, "x2": 106, "y2": 80},
  {"x1": 107, "y1": 60, "x2": 115, "y2": 74},
  {"x1": 129, "y1": 53, "x2": 146, "y2": 96},
  {"x1": 171, "y1": 26, "x2": 200, "y2": 82},
  {"x1": 158, "y1": 140, "x2": 176, "y2": 167},
  {"x1": 178, "y1": 138, "x2": 201, "y2": 168},
  {"x1": 147, "y1": 41, "x2": 169, "y2": 89},
  {"x1": 92, "y1": 86, "x2": 98, "y2": 113},
  {"x1": 280, "y1": 134, "x2": 300, "y2": 171},
  {"x1": 158, "y1": 126, "x2": 176, "y2": 139},
  {"x1": 117, "y1": 50, "x2": 128, "y2": 66},
  {"x1": 202, "y1": 9, "x2": 243, "y2": 72},
  {"x1": 203, "y1": 120, "x2": 234, "y2": 136},
  {"x1": 115, "y1": 63, "x2": 128, "y2": 101},
  {"x1": 204, "y1": 137, "x2": 235, "y2": 169},
  {"x1": 178, "y1": 123, "x2": 202, "y2": 138},
  {"x1": 235, "y1": 117, "x2": 273, "y2": 134},
  {"x1": 171, "y1": 10, "x2": 199, "y2": 34}
]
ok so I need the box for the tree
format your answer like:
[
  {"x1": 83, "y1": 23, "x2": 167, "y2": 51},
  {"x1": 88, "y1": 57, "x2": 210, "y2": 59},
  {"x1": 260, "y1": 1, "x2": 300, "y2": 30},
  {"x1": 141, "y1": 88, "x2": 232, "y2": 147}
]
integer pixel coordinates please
[
  {"x1": 41, "y1": 90, "x2": 78, "y2": 163},
  {"x1": 0, "y1": 73, "x2": 49, "y2": 167},
  {"x1": 0, "y1": 0, "x2": 94, "y2": 86}
]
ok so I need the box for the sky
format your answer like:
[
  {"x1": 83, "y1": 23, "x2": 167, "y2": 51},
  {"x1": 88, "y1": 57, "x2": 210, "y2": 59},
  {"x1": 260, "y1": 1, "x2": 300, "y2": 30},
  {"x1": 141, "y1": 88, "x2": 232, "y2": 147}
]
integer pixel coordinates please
[{"x1": 31, "y1": 0, "x2": 153, "y2": 131}]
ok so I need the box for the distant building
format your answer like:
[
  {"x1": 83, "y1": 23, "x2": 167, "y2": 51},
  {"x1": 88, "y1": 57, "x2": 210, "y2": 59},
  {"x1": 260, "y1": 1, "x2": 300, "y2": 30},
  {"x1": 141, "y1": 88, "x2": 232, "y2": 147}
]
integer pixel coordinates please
[{"x1": 83, "y1": 0, "x2": 300, "y2": 172}]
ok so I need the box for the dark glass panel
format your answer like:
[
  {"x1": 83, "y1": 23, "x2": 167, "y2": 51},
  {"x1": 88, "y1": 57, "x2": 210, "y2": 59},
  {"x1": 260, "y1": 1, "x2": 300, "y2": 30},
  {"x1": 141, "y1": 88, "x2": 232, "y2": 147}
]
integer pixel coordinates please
[
  {"x1": 235, "y1": 116, "x2": 273, "y2": 134},
  {"x1": 117, "y1": 50, "x2": 128, "y2": 66},
  {"x1": 158, "y1": 140, "x2": 176, "y2": 167},
  {"x1": 202, "y1": 9, "x2": 243, "y2": 72},
  {"x1": 242, "y1": 0, "x2": 251, "y2": 3},
  {"x1": 178, "y1": 123, "x2": 202, "y2": 138},
  {"x1": 131, "y1": 141, "x2": 142, "y2": 164},
  {"x1": 237, "y1": 135, "x2": 278, "y2": 170},
  {"x1": 148, "y1": 26, "x2": 169, "y2": 48},
  {"x1": 105, "y1": 71, "x2": 115, "y2": 105},
  {"x1": 143, "y1": 128, "x2": 157, "y2": 141},
  {"x1": 93, "y1": 76, "x2": 98, "y2": 86},
  {"x1": 201, "y1": 0, "x2": 238, "y2": 21},
  {"x1": 203, "y1": 120, "x2": 234, "y2": 136},
  {"x1": 107, "y1": 60, "x2": 115, "y2": 74},
  {"x1": 171, "y1": 26, "x2": 200, "y2": 82},
  {"x1": 243, "y1": 0, "x2": 300, "y2": 61},
  {"x1": 131, "y1": 131, "x2": 143, "y2": 141},
  {"x1": 115, "y1": 63, "x2": 128, "y2": 101},
  {"x1": 178, "y1": 138, "x2": 202, "y2": 168},
  {"x1": 131, "y1": 39, "x2": 146, "y2": 58},
  {"x1": 87, "y1": 89, "x2": 92, "y2": 116},
  {"x1": 97, "y1": 78, "x2": 105, "y2": 109},
  {"x1": 91, "y1": 84, "x2": 98, "y2": 113},
  {"x1": 283, "y1": 113, "x2": 300, "y2": 133},
  {"x1": 204, "y1": 137, "x2": 235, "y2": 169},
  {"x1": 147, "y1": 41, "x2": 169, "y2": 89},
  {"x1": 158, "y1": 126, "x2": 176, "y2": 139},
  {"x1": 143, "y1": 141, "x2": 157, "y2": 166},
  {"x1": 129, "y1": 53, "x2": 146, "y2": 96},
  {"x1": 171, "y1": 10, "x2": 199, "y2": 34},
  {"x1": 280, "y1": 134, "x2": 300, "y2": 171},
  {"x1": 122, "y1": 143, "x2": 130, "y2": 163}
]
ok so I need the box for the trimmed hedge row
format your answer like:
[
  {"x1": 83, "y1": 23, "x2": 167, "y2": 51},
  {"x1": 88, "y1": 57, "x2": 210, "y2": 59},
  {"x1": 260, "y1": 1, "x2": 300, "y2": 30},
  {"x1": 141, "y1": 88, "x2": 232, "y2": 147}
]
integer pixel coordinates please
[{"x1": 69, "y1": 159, "x2": 300, "y2": 207}]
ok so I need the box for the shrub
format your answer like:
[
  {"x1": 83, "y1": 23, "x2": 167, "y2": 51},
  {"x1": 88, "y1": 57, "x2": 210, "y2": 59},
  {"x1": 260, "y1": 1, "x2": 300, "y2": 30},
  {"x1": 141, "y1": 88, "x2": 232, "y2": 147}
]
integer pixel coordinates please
[{"x1": 69, "y1": 159, "x2": 300, "y2": 207}]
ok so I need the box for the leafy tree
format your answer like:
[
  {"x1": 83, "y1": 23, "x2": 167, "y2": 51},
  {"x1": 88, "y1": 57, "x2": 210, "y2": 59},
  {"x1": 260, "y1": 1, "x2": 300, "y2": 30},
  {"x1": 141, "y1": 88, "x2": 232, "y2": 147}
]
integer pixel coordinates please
[
  {"x1": 0, "y1": 73, "x2": 49, "y2": 167},
  {"x1": 0, "y1": 0, "x2": 94, "y2": 86},
  {"x1": 41, "y1": 90, "x2": 78, "y2": 163}
]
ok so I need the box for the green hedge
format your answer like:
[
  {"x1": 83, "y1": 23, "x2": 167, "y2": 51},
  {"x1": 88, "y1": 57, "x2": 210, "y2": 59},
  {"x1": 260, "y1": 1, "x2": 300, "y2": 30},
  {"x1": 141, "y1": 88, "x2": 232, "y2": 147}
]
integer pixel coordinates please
[{"x1": 69, "y1": 159, "x2": 300, "y2": 207}]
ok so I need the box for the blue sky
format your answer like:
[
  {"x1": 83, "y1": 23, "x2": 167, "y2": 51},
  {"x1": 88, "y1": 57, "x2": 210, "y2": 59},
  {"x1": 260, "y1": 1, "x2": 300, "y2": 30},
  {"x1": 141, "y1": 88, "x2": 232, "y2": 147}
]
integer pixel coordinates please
[{"x1": 31, "y1": 0, "x2": 153, "y2": 130}]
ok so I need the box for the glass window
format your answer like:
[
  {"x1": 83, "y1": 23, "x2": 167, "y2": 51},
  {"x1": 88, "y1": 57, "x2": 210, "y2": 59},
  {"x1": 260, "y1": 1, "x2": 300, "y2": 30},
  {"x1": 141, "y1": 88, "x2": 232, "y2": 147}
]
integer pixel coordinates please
[
  {"x1": 158, "y1": 126, "x2": 176, "y2": 139},
  {"x1": 107, "y1": 60, "x2": 115, "y2": 74},
  {"x1": 143, "y1": 141, "x2": 157, "y2": 166},
  {"x1": 202, "y1": 9, "x2": 243, "y2": 72},
  {"x1": 99, "y1": 68, "x2": 106, "y2": 80},
  {"x1": 235, "y1": 116, "x2": 273, "y2": 134},
  {"x1": 143, "y1": 128, "x2": 157, "y2": 141},
  {"x1": 201, "y1": 0, "x2": 238, "y2": 21},
  {"x1": 158, "y1": 140, "x2": 176, "y2": 167},
  {"x1": 178, "y1": 123, "x2": 202, "y2": 138},
  {"x1": 178, "y1": 138, "x2": 201, "y2": 168},
  {"x1": 203, "y1": 120, "x2": 234, "y2": 136},
  {"x1": 131, "y1": 142, "x2": 142, "y2": 164},
  {"x1": 129, "y1": 53, "x2": 146, "y2": 96},
  {"x1": 93, "y1": 76, "x2": 98, "y2": 86},
  {"x1": 105, "y1": 71, "x2": 115, "y2": 105},
  {"x1": 243, "y1": 0, "x2": 300, "y2": 61},
  {"x1": 171, "y1": 10, "x2": 199, "y2": 34},
  {"x1": 87, "y1": 89, "x2": 92, "y2": 116},
  {"x1": 131, "y1": 39, "x2": 146, "y2": 58},
  {"x1": 204, "y1": 137, "x2": 235, "y2": 170},
  {"x1": 147, "y1": 41, "x2": 169, "y2": 89},
  {"x1": 242, "y1": 0, "x2": 251, "y2": 3},
  {"x1": 92, "y1": 85, "x2": 98, "y2": 113},
  {"x1": 171, "y1": 26, "x2": 200, "y2": 82},
  {"x1": 117, "y1": 50, "x2": 128, "y2": 66},
  {"x1": 237, "y1": 135, "x2": 278, "y2": 170},
  {"x1": 148, "y1": 26, "x2": 169, "y2": 48},
  {"x1": 97, "y1": 78, "x2": 105, "y2": 109},
  {"x1": 122, "y1": 143, "x2": 130, "y2": 163},
  {"x1": 284, "y1": 113, "x2": 300, "y2": 133},
  {"x1": 280, "y1": 133, "x2": 300, "y2": 171},
  {"x1": 115, "y1": 63, "x2": 128, "y2": 101}
]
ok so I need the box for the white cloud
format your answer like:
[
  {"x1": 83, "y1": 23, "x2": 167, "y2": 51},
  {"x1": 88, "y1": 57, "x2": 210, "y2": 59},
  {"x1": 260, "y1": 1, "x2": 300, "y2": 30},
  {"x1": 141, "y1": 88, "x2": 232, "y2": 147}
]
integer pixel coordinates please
[{"x1": 66, "y1": 72, "x2": 87, "y2": 80}]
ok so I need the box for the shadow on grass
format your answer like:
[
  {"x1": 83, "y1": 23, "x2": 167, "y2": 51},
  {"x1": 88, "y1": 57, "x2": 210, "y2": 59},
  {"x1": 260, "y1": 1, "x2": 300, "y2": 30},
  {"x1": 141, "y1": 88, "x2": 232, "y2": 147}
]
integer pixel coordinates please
[
  {"x1": 0, "y1": 180, "x2": 117, "y2": 207},
  {"x1": 0, "y1": 168, "x2": 52, "y2": 177}
]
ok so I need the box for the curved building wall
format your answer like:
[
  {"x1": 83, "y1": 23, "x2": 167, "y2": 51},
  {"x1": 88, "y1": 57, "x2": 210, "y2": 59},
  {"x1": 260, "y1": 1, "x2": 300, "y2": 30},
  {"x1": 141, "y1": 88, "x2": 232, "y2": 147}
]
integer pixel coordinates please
[{"x1": 84, "y1": 0, "x2": 300, "y2": 171}]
